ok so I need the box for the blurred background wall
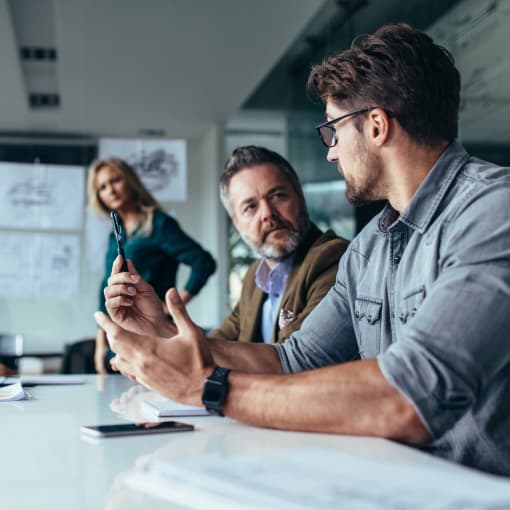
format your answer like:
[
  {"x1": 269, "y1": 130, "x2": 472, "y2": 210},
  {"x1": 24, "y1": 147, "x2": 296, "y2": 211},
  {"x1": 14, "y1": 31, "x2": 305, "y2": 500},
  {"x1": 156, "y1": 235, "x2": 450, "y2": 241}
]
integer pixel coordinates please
[{"x1": 0, "y1": 0, "x2": 508, "y2": 355}]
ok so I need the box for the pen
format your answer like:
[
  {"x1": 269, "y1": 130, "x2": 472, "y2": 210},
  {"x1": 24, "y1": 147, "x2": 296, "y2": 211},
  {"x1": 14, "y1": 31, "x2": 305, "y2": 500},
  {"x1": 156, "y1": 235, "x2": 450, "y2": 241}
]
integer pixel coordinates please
[{"x1": 110, "y1": 210, "x2": 129, "y2": 272}]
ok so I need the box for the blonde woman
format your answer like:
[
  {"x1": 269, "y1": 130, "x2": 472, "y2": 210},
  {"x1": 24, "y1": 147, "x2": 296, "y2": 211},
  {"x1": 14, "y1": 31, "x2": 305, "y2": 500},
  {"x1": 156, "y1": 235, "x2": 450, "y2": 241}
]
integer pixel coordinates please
[{"x1": 88, "y1": 157, "x2": 216, "y2": 373}]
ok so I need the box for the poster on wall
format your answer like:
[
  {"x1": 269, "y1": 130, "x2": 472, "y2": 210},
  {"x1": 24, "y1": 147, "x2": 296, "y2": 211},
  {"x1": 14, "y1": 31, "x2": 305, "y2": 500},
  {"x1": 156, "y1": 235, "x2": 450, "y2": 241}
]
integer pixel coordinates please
[
  {"x1": 98, "y1": 138, "x2": 187, "y2": 202},
  {"x1": 0, "y1": 162, "x2": 84, "y2": 230},
  {"x1": 0, "y1": 232, "x2": 80, "y2": 299}
]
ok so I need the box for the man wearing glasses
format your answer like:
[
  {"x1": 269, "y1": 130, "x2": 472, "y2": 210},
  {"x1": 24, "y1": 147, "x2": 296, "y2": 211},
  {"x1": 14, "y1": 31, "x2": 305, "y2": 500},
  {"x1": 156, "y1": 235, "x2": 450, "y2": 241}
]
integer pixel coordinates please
[{"x1": 98, "y1": 23, "x2": 510, "y2": 476}]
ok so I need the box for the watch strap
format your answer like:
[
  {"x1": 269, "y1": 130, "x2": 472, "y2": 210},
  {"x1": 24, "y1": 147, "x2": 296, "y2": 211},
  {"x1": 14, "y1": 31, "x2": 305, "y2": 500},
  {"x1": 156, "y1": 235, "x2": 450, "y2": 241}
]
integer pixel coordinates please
[{"x1": 201, "y1": 366, "x2": 231, "y2": 416}]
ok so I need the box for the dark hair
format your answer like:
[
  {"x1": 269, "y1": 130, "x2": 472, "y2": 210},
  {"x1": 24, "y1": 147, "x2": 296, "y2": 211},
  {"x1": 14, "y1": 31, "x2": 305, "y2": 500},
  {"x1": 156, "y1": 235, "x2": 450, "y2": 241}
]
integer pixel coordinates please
[
  {"x1": 307, "y1": 22, "x2": 461, "y2": 145},
  {"x1": 220, "y1": 145, "x2": 306, "y2": 215}
]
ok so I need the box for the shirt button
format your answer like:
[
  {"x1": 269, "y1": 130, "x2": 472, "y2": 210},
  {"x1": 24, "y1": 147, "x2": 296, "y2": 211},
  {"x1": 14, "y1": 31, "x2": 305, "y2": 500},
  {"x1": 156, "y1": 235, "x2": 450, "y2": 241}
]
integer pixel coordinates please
[{"x1": 394, "y1": 255, "x2": 401, "y2": 264}]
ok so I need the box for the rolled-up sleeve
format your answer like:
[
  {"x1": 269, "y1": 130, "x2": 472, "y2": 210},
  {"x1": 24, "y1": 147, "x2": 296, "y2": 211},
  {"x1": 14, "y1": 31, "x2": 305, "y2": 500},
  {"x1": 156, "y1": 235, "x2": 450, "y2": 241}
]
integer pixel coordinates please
[
  {"x1": 275, "y1": 255, "x2": 360, "y2": 373},
  {"x1": 378, "y1": 182, "x2": 510, "y2": 438}
]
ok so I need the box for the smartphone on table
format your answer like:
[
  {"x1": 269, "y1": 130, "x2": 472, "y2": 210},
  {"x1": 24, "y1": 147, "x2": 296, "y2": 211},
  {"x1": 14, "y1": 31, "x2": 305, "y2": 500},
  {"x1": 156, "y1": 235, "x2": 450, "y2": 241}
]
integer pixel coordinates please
[{"x1": 80, "y1": 421, "x2": 194, "y2": 438}]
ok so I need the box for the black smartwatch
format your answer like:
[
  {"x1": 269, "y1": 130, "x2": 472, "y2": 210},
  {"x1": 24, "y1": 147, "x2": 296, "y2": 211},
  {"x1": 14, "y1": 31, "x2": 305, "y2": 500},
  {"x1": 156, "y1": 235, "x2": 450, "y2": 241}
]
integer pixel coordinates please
[{"x1": 201, "y1": 367, "x2": 231, "y2": 416}]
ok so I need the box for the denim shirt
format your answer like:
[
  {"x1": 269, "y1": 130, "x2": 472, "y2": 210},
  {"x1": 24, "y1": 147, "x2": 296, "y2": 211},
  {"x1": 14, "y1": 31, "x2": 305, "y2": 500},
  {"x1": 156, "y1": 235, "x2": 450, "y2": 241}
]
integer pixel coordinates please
[{"x1": 275, "y1": 142, "x2": 510, "y2": 475}]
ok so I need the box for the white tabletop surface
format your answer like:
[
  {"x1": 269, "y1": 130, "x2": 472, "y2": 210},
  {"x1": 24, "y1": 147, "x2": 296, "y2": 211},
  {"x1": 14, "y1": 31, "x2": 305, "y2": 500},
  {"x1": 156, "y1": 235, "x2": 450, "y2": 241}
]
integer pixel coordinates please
[{"x1": 0, "y1": 374, "x2": 499, "y2": 509}]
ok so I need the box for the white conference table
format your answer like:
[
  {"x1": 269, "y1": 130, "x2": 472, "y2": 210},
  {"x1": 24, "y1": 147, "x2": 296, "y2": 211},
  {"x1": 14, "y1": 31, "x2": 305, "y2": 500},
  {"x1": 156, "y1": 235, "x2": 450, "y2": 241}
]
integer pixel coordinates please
[{"x1": 1, "y1": 374, "x2": 506, "y2": 510}]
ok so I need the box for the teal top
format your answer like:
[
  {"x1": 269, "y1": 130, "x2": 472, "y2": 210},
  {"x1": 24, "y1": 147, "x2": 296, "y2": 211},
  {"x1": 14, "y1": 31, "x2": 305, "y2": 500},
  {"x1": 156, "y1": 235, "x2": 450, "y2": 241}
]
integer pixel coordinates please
[{"x1": 99, "y1": 209, "x2": 216, "y2": 313}]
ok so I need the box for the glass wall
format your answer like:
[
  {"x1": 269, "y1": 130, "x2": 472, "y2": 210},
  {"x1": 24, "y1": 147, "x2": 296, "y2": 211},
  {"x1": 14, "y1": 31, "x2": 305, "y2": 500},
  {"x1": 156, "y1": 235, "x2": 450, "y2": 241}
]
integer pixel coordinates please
[{"x1": 223, "y1": 0, "x2": 510, "y2": 309}]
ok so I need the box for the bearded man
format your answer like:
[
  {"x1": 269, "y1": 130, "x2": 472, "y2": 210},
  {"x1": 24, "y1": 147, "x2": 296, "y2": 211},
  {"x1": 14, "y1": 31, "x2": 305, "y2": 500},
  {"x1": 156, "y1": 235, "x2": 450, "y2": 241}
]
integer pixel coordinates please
[{"x1": 210, "y1": 145, "x2": 348, "y2": 344}]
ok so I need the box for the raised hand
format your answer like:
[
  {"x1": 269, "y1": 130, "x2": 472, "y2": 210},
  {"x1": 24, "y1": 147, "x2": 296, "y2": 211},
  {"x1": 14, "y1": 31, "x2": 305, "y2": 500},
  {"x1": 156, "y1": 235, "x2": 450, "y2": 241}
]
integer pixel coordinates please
[
  {"x1": 103, "y1": 255, "x2": 175, "y2": 337},
  {"x1": 95, "y1": 288, "x2": 214, "y2": 406}
]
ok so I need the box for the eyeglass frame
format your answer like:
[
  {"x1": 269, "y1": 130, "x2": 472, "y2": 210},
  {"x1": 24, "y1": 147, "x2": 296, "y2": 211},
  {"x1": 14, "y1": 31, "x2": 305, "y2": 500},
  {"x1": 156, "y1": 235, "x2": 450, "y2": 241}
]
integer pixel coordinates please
[{"x1": 315, "y1": 107, "x2": 393, "y2": 148}]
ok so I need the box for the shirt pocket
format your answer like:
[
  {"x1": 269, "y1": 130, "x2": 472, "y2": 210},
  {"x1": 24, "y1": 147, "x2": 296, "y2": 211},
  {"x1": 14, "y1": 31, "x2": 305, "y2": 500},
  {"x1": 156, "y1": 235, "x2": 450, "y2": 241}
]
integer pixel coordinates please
[
  {"x1": 398, "y1": 286, "x2": 426, "y2": 325},
  {"x1": 354, "y1": 296, "x2": 383, "y2": 359}
]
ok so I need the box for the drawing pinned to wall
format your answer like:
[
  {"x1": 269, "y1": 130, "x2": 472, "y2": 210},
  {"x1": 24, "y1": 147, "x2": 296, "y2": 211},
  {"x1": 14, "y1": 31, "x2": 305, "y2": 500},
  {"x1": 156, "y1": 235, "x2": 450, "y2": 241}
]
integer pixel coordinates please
[
  {"x1": 0, "y1": 233, "x2": 80, "y2": 299},
  {"x1": 0, "y1": 162, "x2": 84, "y2": 230},
  {"x1": 99, "y1": 138, "x2": 187, "y2": 202}
]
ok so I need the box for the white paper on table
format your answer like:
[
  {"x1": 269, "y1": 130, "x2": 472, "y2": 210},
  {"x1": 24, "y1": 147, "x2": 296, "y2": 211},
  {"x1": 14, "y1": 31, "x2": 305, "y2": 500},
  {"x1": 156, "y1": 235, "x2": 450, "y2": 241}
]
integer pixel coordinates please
[
  {"x1": 0, "y1": 162, "x2": 84, "y2": 230},
  {"x1": 143, "y1": 398, "x2": 210, "y2": 417},
  {"x1": 0, "y1": 382, "x2": 26, "y2": 401},
  {"x1": 125, "y1": 447, "x2": 510, "y2": 510},
  {"x1": 0, "y1": 232, "x2": 80, "y2": 299},
  {"x1": 1, "y1": 375, "x2": 85, "y2": 385}
]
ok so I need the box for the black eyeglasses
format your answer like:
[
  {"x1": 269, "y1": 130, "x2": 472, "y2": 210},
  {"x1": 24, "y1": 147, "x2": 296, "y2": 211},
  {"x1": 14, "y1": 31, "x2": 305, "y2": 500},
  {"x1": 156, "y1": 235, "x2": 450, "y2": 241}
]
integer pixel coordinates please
[{"x1": 315, "y1": 107, "x2": 393, "y2": 148}]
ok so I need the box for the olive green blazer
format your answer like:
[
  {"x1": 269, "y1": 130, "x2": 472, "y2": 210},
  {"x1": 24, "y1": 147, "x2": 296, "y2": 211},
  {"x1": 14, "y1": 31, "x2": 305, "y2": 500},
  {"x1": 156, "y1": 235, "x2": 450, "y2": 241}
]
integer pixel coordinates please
[{"x1": 210, "y1": 224, "x2": 348, "y2": 344}]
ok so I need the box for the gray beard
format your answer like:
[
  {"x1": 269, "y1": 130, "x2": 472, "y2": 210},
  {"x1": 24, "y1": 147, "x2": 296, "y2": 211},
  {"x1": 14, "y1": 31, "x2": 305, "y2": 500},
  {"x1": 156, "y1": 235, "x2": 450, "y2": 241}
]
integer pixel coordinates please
[{"x1": 241, "y1": 224, "x2": 308, "y2": 262}]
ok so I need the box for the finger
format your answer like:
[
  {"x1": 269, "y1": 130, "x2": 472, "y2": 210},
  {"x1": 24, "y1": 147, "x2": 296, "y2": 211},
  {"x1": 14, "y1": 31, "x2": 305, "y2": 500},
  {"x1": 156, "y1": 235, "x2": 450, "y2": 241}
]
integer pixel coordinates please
[
  {"x1": 94, "y1": 312, "x2": 135, "y2": 357},
  {"x1": 104, "y1": 283, "x2": 137, "y2": 302},
  {"x1": 110, "y1": 355, "x2": 120, "y2": 372},
  {"x1": 126, "y1": 259, "x2": 140, "y2": 276},
  {"x1": 109, "y1": 256, "x2": 140, "y2": 286},
  {"x1": 165, "y1": 288, "x2": 196, "y2": 334},
  {"x1": 114, "y1": 355, "x2": 136, "y2": 380},
  {"x1": 94, "y1": 311, "x2": 115, "y2": 332},
  {"x1": 94, "y1": 312, "x2": 120, "y2": 350},
  {"x1": 104, "y1": 296, "x2": 134, "y2": 323},
  {"x1": 111, "y1": 254, "x2": 124, "y2": 276},
  {"x1": 107, "y1": 270, "x2": 140, "y2": 287}
]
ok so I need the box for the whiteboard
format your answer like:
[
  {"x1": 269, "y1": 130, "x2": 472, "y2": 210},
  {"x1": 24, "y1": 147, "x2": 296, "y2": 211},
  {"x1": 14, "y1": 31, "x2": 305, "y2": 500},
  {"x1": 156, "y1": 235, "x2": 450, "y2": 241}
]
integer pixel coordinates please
[
  {"x1": 99, "y1": 138, "x2": 187, "y2": 202},
  {"x1": 0, "y1": 162, "x2": 84, "y2": 230}
]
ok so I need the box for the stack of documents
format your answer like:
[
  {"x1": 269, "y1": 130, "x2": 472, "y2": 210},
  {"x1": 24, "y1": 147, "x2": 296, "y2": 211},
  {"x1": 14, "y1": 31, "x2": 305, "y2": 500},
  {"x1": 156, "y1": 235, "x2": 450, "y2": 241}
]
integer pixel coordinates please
[
  {"x1": 125, "y1": 448, "x2": 510, "y2": 510},
  {"x1": 143, "y1": 398, "x2": 210, "y2": 417},
  {"x1": 0, "y1": 382, "x2": 26, "y2": 401},
  {"x1": 0, "y1": 375, "x2": 86, "y2": 401},
  {"x1": 0, "y1": 374, "x2": 85, "y2": 386}
]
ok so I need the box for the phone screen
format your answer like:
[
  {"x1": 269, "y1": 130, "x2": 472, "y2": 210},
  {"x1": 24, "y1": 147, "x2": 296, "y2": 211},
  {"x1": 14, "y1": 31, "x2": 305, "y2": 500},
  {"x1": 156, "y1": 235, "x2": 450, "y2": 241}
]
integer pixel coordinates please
[{"x1": 80, "y1": 421, "x2": 194, "y2": 438}]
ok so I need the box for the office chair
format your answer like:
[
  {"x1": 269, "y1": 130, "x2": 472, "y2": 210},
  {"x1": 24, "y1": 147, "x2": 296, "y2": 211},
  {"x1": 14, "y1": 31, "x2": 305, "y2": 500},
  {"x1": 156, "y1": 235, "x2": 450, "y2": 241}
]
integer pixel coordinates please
[
  {"x1": 0, "y1": 333, "x2": 24, "y2": 372},
  {"x1": 60, "y1": 338, "x2": 96, "y2": 374}
]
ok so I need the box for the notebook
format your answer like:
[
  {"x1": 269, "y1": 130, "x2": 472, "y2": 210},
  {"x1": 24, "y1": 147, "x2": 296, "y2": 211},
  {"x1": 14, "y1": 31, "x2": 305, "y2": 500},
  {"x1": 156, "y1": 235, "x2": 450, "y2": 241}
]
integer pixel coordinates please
[
  {"x1": 0, "y1": 375, "x2": 85, "y2": 386},
  {"x1": 143, "y1": 398, "x2": 210, "y2": 417}
]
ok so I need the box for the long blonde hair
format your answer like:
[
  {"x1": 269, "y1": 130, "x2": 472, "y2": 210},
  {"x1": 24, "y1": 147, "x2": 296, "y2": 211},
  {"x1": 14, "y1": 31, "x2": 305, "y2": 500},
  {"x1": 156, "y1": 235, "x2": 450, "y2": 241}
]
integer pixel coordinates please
[{"x1": 87, "y1": 157, "x2": 161, "y2": 236}]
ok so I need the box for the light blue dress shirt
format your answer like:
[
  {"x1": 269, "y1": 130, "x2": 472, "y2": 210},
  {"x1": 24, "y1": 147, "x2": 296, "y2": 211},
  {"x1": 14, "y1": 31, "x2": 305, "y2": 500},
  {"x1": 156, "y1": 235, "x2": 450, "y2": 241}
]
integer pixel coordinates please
[
  {"x1": 255, "y1": 255, "x2": 295, "y2": 343},
  {"x1": 275, "y1": 142, "x2": 510, "y2": 476}
]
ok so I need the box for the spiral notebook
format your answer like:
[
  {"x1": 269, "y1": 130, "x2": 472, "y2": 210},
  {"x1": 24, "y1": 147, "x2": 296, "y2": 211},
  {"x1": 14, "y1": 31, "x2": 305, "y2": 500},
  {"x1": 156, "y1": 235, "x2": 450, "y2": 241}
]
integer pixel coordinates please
[{"x1": 143, "y1": 398, "x2": 210, "y2": 417}]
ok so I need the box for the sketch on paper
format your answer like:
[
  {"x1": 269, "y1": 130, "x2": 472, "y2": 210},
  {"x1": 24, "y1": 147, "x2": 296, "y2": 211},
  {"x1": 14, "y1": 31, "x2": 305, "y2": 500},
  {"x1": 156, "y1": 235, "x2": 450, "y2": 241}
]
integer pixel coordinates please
[
  {"x1": 0, "y1": 162, "x2": 85, "y2": 230},
  {"x1": 128, "y1": 148, "x2": 179, "y2": 193},
  {"x1": 99, "y1": 138, "x2": 187, "y2": 202},
  {"x1": 9, "y1": 180, "x2": 52, "y2": 207},
  {"x1": 0, "y1": 232, "x2": 80, "y2": 300}
]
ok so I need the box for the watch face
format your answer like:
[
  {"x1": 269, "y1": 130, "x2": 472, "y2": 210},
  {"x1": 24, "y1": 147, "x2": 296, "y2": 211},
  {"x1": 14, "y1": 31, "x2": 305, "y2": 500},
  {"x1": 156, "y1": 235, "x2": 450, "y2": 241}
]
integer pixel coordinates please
[
  {"x1": 202, "y1": 367, "x2": 230, "y2": 414},
  {"x1": 205, "y1": 380, "x2": 223, "y2": 403}
]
